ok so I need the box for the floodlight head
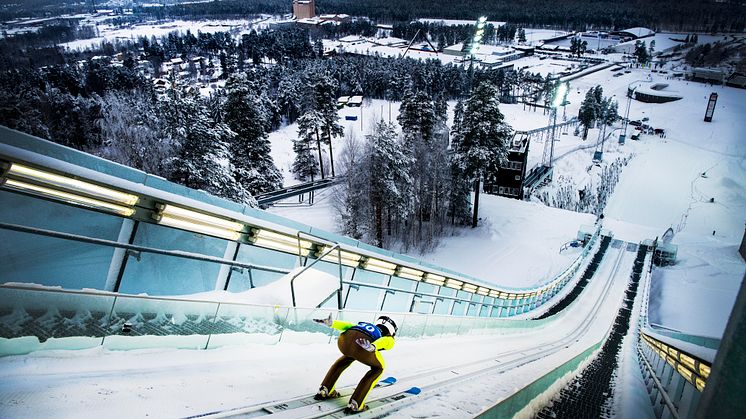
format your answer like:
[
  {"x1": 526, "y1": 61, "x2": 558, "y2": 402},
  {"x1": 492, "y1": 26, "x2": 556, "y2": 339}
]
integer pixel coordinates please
[{"x1": 552, "y1": 82, "x2": 569, "y2": 108}]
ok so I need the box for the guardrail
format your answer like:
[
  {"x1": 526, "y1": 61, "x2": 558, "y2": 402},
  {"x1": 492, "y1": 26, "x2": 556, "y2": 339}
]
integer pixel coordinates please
[
  {"x1": 0, "y1": 283, "x2": 555, "y2": 357},
  {"x1": 255, "y1": 177, "x2": 343, "y2": 207},
  {"x1": 640, "y1": 332, "x2": 711, "y2": 391},
  {"x1": 0, "y1": 218, "x2": 602, "y2": 318},
  {"x1": 634, "y1": 244, "x2": 717, "y2": 419},
  {"x1": 0, "y1": 221, "x2": 291, "y2": 276},
  {"x1": 0, "y1": 128, "x2": 604, "y2": 310},
  {"x1": 0, "y1": 233, "x2": 612, "y2": 358},
  {"x1": 637, "y1": 331, "x2": 711, "y2": 419}
]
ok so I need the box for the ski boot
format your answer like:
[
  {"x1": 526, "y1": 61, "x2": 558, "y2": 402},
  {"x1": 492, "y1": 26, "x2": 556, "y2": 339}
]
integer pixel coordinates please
[
  {"x1": 313, "y1": 386, "x2": 340, "y2": 400},
  {"x1": 343, "y1": 400, "x2": 369, "y2": 414}
]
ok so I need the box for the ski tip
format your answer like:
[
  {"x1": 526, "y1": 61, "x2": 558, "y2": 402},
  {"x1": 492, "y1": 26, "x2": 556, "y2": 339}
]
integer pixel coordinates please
[
  {"x1": 381, "y1": 376, "x2": 397, "y2": 384},
  {"x1": 405, "y1": 387, "x2": 421, "y2": 395}
]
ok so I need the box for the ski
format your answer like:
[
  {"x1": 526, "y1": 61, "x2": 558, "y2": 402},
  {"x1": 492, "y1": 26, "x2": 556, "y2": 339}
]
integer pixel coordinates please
[
  {"x1": 262, "y1": 377, "x2": 397, "y2": 414},
  {"x1": 323, "y1": 386, "x2": 422, "y2": 418},
  {"x1": 378, "y1": 376, "x2": 397, "y2": 386},
  {"x1": 183, "y1": 377, "x2": 398, "y2": 418}
]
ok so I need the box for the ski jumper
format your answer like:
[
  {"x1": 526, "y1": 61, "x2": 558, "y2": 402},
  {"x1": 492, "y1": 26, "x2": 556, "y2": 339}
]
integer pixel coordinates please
[{"x1": 320, "y1": 320, "x2": 395, "y2": 409}]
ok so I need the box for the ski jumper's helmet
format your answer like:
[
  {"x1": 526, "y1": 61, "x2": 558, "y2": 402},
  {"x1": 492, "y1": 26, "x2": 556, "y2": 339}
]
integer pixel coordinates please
[{"x1": 376, "y1": 316, "x2": 398, "y2": 337}]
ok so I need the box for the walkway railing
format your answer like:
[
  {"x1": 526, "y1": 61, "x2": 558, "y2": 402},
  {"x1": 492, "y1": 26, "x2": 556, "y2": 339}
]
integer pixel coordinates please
[
  {"x1": 634, "y1": 245, "x2": 718, "y2": 419},
  {"x1": 0, "y1": 283, "x2": 556, "y2": 357}
]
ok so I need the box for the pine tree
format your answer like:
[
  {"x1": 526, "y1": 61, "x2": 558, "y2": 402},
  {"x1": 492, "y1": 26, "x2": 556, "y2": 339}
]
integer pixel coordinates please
[
  {"x1": 296, "y1": 110, "x2": 325, "y2": 178},
  {"x1": 333, "y1": 132, "x2": 368, "y2": 240},
  {"x1": 223, "y1": 74, "x2": 283, "y2": 195},
  {"x1": 97, "y1": 91, "x2": 170, "y2": 177},
  {"x1": 449, "y1": 99, "x2": 471, "y2": 225},
  {"x1": 291, "y1": 136, "x2": 319, "y2": 181},
  {"x1": 168, "y1": 94, "x2": 251, "y2": 204},
  {"x1": 578, "y1": 88, "x2": 598, "y2": 140},
  {"x1": 634, "y1": 41, "x2": 650, "y2": 64},
  {"x1": 313, "y1": 75, "x2": 343, "y2": 177},
  {"x1": 366, "y1": 120, "x2": 413, "y2": 247},
  {"x1": 397, "y1": 87, "x2": 438, "y2": 247},
  {"x1": 596, "y1": 96, "x2": 618, "y2": 144},
  {"x1": 277, "y1": 74, "x2": 303, "y2": 122},
  {"x1": 457, "y1": 81, "x2": 512, "y2": 228},
  {"x1": 518, "y1": 28, "x2": 527, "y2": 43},
  {"x1": 398, "y1": 88, "x2": 436, "y2": 145}
]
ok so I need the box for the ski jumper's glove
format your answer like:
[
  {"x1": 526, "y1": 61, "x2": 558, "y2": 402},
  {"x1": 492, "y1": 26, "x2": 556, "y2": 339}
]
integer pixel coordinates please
[
  {"x1": 356, "y1": 338, "x2": 375, "y2": 352},
  {"x1": 313, "y1": 313, "x2": 333, "y2": 327}
]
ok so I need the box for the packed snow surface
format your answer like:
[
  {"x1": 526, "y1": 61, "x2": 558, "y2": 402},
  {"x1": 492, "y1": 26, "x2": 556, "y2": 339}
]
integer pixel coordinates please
[{"x1": 1, "y1": 20, "x2": 745, "y2": 418}]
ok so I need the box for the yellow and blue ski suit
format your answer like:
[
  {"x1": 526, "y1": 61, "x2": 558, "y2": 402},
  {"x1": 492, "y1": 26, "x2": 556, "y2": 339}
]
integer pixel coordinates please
[{"x1": 320, "y1": 320, "x2": 395, "y2": 409}]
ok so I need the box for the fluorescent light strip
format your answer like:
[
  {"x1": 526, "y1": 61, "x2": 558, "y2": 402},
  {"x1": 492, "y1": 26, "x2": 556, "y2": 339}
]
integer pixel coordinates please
[
  {"x1": 424, "y1": 278, "x2": 445, "y2": 286},
  {"x1": 699, "y1": 364, "x2": 710, "y2": 379},
  {"x1": 445, "y1": 279, "x2": 463, "y2": 287},
  {"x1": 158, "y1": 214, "x2": 241, "y2": 240},
  {"x1": 364, "y1": 265, "x2": 396, "y2": 275},
  {"x1": 424, "y1": 274, "x2": 445, "y2": 286},
  {"x1": 695, "y1": 378, "x2": 705, "y2": 392},
  {"x1": 320, "y1": 255, "x2": 361, "y2": 267},
  {"x1": 365, "y1": 258, "x2": 397, "y2": 270},
  {"x1": 253, "y1": 237, "x2": 311, "y2": 256},
  {"x1": 316, "y1": 245, "x2": 362, "y2": 261},
  {"x1": 161, "y1": 204, "x2": 243, "y2": 232},
  {"x1": 318, "y1": 247, "x2": 361, "y2": 267},
  {"x1": 4, "y1": 179, "x2": 136, "y2": 216},
  {"x1": 318, "y1": 246, "x2": 361, "y2": 262},
  {"x1": 476, "y1": 287, "x2": 489, "y2": 295},
  {"x1": 399, "y1": 266, "x2": 424, "y2": 278},
  {"x1": 397, "y1": 271, "x2": 423, "y2": 281},
  {"x1": 255, "y1": 229, "x2": 314, "y2": 249},
  {"x1": 8, "y1": 163, "x2": 139, "y2": 205},
  {"x1": 426, "y1": 273, "x2": 446, "y2": 282},
  {"x1": 488, "y1": 290, "x2": 501, "y2": 298}
]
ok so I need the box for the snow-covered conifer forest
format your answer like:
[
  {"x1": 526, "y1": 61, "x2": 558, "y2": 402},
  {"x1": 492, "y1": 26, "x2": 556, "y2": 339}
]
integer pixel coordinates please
[{"x1": 1, "y1": 0, "x2": 745, "y2": 417}]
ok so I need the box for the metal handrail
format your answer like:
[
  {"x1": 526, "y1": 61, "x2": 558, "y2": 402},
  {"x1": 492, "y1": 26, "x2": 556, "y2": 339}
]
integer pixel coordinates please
[
  {"x1": 296, "y1": 230, "x2": 347, "y2": 309},
  {"x1": 0, "y1": 221, "x2": 291, "y2": 275},
  {"x1": 638, "y1": 344, "x2": 682, "y2": 419},
  {"x1": 341, "y1": 280, "x2": 545, "y2": 316},
  {"x1": 290, "y1": 243, "x2": 342, "y2": 308},
  {"x1": 1, "y1": 220, "x2": 569, "y2": 316}
]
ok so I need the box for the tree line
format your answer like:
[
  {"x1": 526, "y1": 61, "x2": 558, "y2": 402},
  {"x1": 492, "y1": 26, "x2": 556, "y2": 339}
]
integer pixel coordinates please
[
  {"x1": 139, "y1": 0, "x2": 744, "y2": 32},
  {"x1": 0, "y1": 26, "x2": 543, "y2": 193},
  {"x1": 334, "y1": 81, "x2": 512, "y2": 252},
  {"x1": 3, "y1": 0, "x2": 742, "y2": 33}
]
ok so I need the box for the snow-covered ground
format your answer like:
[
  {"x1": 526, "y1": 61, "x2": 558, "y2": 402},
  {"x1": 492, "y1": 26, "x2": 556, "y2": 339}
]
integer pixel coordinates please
[
  {"x1": 0, "y1": 241, "x2": 636, "y2": 418},
  {"x1": 60, "y1": 16, "x2": 277, "y2": 51},
  {"x1": 417, "y1": 18, "x2": 506, "y2": 27},
  {"x1": 270, "y1": 64, "x2": 746, "y2": 306},
  {"x1": 1, "y1": 20, "x2": 745, "y2": 417}
]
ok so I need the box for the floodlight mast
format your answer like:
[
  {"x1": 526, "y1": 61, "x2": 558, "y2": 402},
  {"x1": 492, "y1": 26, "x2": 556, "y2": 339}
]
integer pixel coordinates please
[
  {"x1": 466, "y1": 16, "x2": 488, "y2": 62},
  {"x1": 547, "y1": 81, "x2": 569, "y2": 169}
]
